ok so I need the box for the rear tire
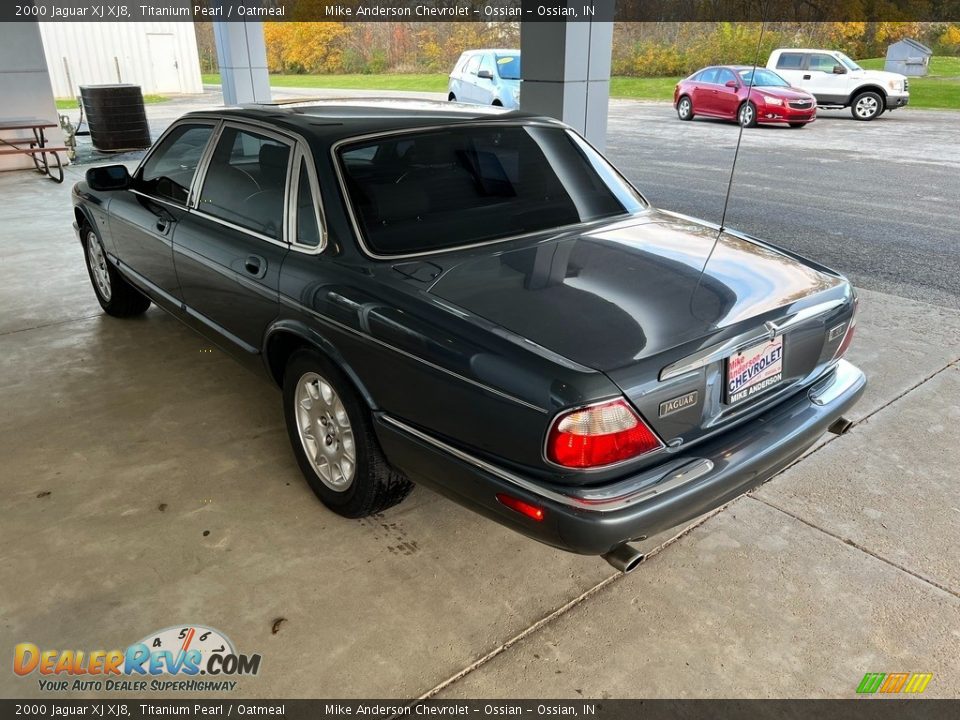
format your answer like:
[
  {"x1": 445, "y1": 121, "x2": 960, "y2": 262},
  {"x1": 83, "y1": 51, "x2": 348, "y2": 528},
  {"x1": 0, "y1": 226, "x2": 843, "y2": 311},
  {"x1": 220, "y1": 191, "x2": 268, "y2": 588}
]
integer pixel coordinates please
[
  {"x1": 851, "y1": 91, "x2": 884, "y2": 121},
  {"x1": 283, "y1": 349, "x2": 412, "y2": 518},
  {"x1": 82, "y1": 223, "x2": 151, "y2": 317},
  {"x1": 738, "y1": 101, "x2": 758, "y2": 128},
  {"x1": 677, "y1": 96, "x2": 694, "y2": 121}
]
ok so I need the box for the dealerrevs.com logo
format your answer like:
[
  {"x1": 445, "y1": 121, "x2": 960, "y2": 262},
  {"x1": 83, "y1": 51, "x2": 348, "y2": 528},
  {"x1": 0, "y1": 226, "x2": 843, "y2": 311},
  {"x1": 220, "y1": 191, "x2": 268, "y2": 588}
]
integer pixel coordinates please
[{"x1": 14, "y1": 625, "x2": 261, "y2": 692}]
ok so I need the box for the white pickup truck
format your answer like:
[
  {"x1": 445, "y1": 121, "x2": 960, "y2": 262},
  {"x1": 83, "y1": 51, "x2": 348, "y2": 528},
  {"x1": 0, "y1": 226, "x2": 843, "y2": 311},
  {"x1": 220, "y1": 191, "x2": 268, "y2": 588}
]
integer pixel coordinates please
[{"x1": 767, "y1": 48, "x2": 909, "y2": 120}]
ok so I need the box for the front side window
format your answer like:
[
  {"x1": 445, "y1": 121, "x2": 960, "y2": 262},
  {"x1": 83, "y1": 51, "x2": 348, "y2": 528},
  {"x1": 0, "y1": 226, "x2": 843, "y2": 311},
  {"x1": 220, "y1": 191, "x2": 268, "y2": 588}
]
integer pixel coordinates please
[
  {"x1": 138, "y1": 124, "x2": 213, "y2": 204},
  {"x1": 716, "y1": 69, "x2": 737, "y2": 86},
  {"x1": 338, "y1": 125, "x2": 646, "y2": 257},
  {"x1": 465, "y1": 54, "x2": 481, "y2": 75},
  {"x1": 808, "y1": 54, "x2": 840, "y2": 72},
  {"x1": 197, "y1": 126, "x2": 291, "y2": 240}
]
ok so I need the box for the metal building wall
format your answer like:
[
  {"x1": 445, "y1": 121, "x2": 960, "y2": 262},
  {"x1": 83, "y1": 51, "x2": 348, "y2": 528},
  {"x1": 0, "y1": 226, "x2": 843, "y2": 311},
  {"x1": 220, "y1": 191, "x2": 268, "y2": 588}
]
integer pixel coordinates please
[{"x1": 39, "y1": 22, "x2": 203, "y2": 98}]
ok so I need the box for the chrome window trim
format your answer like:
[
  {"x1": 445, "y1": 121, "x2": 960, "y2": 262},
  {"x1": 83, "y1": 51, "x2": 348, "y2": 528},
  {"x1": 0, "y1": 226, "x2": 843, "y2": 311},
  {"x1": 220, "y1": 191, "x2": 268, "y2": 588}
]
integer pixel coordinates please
[
  {"x1": 129, "y1": 189, "x2": 188, "y2": 213},
  {"x1": 132, "y1": 118, "x2": 219, "y2": 208},
  {"x1": 380, "y1": 414, "x2": 713, "y2": 513},
  {"x1": 189, "y1": 209, "x2": 290, "y2": 249},
  {"x1": 287, "y1": 145, "x2": 328, "y2": 255},
  {"x1": 659, "y1": 298, "x2": 847, "y2": 382},
  {"x1": 330, "y1": 119, "x2": 651, "y2": 262}
]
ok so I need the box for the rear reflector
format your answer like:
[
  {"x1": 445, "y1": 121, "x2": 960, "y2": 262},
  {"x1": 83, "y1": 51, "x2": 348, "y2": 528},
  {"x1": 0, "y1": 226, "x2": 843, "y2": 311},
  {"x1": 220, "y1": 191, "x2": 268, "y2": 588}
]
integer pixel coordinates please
[
  {"x1": 496, "y1": 493, "x2": 545, "y2": 522},
  {"x1": 833, "y1": 296, "x2": 859, "y2": 360},
  {"x1": 546, "y1": 399, "x2": 663, "y2": 469}
]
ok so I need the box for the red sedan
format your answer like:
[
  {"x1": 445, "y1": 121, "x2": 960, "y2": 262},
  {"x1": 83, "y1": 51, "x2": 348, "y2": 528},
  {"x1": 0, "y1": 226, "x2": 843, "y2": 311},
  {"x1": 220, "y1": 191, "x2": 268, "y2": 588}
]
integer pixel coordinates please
[{"x1": 674, "y1": 66, "x2": 817, "y2": 128}]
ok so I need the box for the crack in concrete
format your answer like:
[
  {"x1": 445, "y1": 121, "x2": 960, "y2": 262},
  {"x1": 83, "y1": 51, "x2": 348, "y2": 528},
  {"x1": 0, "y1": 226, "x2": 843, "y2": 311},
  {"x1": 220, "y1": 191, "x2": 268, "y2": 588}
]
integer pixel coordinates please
[
  {"x1": 0, "y1": 313, "x2": 103, "y2": 338},
  {"x1": 750, "y1": 495, "x2": 960, "y2": 601},
  {"x1": 415, "y1": 503, "x2": 731, "y2": 701}
]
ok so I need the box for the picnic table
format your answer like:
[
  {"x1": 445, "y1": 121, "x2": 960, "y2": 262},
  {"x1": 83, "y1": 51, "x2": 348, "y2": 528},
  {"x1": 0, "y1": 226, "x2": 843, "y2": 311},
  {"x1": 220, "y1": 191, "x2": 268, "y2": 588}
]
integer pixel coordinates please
[{"x1": 0, "y1": 117, "x2": 66, "y2": 183}]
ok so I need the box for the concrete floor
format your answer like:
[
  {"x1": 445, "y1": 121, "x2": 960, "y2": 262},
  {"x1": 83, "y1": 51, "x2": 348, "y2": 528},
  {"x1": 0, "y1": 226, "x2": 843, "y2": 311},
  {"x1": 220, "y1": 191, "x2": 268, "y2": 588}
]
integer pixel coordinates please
[{"x1": 2, "y1": 105, "x2": 959, "y2": 699}]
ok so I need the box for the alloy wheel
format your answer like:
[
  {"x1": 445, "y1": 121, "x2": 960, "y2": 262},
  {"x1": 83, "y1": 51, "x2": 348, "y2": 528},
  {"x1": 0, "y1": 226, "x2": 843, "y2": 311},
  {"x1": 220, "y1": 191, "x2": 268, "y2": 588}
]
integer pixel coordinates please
[
  {"x1": 294, "y1": 371, "x2": 356, "y2": 491},
  {"x1": 739, "y1": 104, "x2": 755, "y2": 126},
  {"x1": 855, "y1": 95, "x2": 879, "y2": 119},
  {"x1": 86, "y1": 231, "x2": 112, "y2": 301}
]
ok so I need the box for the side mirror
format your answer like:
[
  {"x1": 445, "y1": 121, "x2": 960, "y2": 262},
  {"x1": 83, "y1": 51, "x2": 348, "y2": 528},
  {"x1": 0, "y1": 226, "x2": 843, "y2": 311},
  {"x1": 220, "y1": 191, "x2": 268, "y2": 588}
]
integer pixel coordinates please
[
  {"x1": 85, "y1": 164, "x2": 131, "y2": 191},
  {"x1": 477, "y1": 69, "x2": 494, "y2": 80},
  {"x1": 832, "y1": 64, "x2": 847, "y2": 74},
  {"x1": 725, "y1": 80, "x2": 739, "y2": 88}
]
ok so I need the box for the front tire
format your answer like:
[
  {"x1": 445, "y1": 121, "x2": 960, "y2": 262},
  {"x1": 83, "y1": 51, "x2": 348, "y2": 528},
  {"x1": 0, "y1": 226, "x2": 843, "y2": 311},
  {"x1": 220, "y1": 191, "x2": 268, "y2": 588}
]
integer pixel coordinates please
[
  {"x1": 448, "y1": 93, "x2": 456, "y2": 102},
  {"x1": 677, "y1": 96, "x2": 694, "y2": 121},
  {"x1": 738, "y1": 101, "x2": 758, "y2": 128},
  {"x1": 82, "y1": 223, "x2": 151, "y2": 317},
  {"x1": 283, "y1": 349, "x2": 412, "y2": 518},
  {"x1": 851, "y1": 91, "x2": 884, "y2": 121},
  {"x1": 788, "y1": 122, "x2": 806, "y2": 128}
]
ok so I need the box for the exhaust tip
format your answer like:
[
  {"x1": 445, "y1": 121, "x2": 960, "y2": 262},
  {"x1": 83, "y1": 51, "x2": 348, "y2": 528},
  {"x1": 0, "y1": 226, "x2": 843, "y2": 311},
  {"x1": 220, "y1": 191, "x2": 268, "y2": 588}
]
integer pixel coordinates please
[
  {"x1": 828, "y1": 416, "x2": 854, "y2": 435},
  {"x1": 602, "y1": 543, "x2": 645, "y2": 574}
]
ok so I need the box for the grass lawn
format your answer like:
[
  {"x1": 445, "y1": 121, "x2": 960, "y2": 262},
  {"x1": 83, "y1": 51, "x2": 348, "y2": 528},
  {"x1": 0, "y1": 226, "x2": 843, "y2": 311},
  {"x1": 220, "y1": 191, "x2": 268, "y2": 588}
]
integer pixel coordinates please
[
  {"x1": 201, "y1": 56, "x2": 960, "y2": 110},
  {"x1": 55, "y1": 94, "x2": 168, "y2": 110}
]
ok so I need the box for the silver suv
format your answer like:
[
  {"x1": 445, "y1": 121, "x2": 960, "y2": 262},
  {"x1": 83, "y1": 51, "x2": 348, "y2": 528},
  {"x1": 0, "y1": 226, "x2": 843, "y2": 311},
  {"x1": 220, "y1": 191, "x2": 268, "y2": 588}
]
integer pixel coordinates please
[{"x1": 448, "y1": 49, "x2": 521, "y2": 109}]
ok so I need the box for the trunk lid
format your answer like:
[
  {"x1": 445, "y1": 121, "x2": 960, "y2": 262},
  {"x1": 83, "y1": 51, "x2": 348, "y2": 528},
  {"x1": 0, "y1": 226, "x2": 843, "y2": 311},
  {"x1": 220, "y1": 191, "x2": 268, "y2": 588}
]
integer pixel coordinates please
[{"x1": 428, "y1": 212, "x2": 852, "y2": 444}]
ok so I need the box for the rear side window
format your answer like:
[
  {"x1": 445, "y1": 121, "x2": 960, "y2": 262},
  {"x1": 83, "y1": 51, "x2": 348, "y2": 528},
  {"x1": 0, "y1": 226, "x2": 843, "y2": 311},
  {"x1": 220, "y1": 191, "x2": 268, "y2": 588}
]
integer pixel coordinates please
[
  {"x1": 138, "y1": 124, "x2": 213, "y2": 205},
  {"x1": 699, "y1": 68, "x2": 719, "y2": 84},
  {"x1": 294, "y1": 159, "x2": 322, "y2": 249},
  {"x1": 776, "y1": 53, "x2": 805, "y2": 70},
  {"x1": 197, "y1": 126, "x2": 291, "y2": 240},
  {"x1": 338, "y1": 125, "x2": 646, "y2": 257}
]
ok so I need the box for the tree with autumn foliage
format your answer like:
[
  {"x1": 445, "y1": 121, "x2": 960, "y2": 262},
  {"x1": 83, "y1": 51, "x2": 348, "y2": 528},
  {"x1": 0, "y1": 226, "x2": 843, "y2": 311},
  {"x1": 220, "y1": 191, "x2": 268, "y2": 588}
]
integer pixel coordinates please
[{"x1": 263, "y1": 22, "x2": 348, "y2": 74}]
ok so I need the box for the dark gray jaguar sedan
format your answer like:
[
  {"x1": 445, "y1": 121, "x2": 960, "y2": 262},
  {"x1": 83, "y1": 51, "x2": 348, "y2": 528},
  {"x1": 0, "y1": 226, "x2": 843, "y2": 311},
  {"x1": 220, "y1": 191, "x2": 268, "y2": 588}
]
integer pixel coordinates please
[{"x1": 73, "y1": 101, "x2": 865, "y2": 572}]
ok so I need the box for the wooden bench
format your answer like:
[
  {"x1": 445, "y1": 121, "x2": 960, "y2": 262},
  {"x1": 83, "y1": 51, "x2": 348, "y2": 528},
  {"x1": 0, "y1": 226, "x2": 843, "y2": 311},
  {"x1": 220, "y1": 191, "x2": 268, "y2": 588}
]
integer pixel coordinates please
[{"x1": 0, "y1": 118, "x2": 66, "y2": 183}]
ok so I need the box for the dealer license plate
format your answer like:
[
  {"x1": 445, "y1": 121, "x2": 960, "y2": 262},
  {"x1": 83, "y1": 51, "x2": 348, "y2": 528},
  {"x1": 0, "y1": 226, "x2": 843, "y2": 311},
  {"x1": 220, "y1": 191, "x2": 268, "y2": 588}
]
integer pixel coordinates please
[{"x1": 726, "y1": 336, "x2": 784, "y2": 405}]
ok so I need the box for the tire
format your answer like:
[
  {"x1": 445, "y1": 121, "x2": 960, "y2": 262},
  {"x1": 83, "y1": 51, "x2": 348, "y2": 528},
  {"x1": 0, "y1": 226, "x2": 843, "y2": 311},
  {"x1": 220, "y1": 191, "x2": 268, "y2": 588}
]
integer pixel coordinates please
[
  {"x1": 283, "y1": 349, "x2": 412, "y2": 518},
  {"x1": 788, "y1": 122, "x2": 806, "y2": 128},
  {"x1": 738, "y1": 101, "x2": 758, "y2": 128},
  {"x1": 492, "y1": 99, "x2": 503, "y2": 107},
  {"x1": 82, "y1": 223, "x2": 151, "y2": 317},
  {"x1": 676, "y1": 96, "x2": 694, "y2": 121},
  {"x1": 851, "y1": 91, "x2": 884, "y2": 121},
  {"x1": 448, "y1": 93, "x2": 456, "y2": 102}
]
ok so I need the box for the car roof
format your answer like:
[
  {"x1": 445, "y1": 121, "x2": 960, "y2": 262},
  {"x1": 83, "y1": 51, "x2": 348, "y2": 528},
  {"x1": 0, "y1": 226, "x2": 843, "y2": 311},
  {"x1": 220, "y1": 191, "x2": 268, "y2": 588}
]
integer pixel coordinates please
[
  {"x1": 180, "y1": 99, "x2": 556, "y2": 147},
  {"x1": 464, "y1": 49, "x2": 520, "y2": 55},
  {"x1": 774, "y1": 49, "x2": 840, "y2": 54}
]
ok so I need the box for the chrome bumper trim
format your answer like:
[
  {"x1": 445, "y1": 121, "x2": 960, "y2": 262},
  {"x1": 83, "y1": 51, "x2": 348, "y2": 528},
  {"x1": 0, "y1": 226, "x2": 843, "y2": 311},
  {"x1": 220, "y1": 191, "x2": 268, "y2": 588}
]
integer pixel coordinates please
[
  {"x1": 379, "y1": 415, "x2": 713, "y2": 513},
  {"x1": 809, "y1": 359, "x2": 866, "y2": 407}
]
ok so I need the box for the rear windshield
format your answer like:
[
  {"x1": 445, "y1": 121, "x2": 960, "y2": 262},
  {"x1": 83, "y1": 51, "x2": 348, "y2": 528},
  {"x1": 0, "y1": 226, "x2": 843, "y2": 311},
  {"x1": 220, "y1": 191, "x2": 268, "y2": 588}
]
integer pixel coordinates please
[{"x1": 338, "y1": 125, "x2": 646, "y2": 257}]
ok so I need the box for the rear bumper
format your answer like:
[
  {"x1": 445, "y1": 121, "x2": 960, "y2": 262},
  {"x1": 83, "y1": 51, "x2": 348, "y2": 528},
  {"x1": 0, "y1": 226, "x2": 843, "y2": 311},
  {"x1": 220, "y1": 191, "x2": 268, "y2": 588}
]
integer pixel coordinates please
[{"x1": 374, "y1": 360, "x2": 865, "y2": 556}]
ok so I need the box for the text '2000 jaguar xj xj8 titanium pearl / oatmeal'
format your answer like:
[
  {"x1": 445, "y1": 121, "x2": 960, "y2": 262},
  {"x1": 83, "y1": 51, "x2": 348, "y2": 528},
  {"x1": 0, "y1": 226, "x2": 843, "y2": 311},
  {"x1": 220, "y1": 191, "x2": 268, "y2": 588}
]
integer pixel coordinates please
[{"x1": 73, "y1": 101, "x2": 864, "y2": 572}]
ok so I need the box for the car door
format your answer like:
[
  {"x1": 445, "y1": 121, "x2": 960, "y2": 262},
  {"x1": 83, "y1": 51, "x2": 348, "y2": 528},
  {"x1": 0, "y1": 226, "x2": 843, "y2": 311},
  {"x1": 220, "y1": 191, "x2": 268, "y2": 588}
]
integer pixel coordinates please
[
  {"x1": 803, "y1": 53, "x2": 850, "y2": 104},
  {"x1": 691, "y1": 68, "x2": 720, "y2": 115},
  {"x1": 109, "y1": 121, "x2": 215, "y2": 303},
  {"x1": 714, "y1": 68, "x2": 742, "y2": 119},
  {"x1": 172, "y1": 122, "x2": 294, "y2": 356},
  {"x1": 461, "y1": 53, "x2": 482, "y2": 103},
  {"x1": 477, "y1": 53, "x2": 498, "y2": 104}
]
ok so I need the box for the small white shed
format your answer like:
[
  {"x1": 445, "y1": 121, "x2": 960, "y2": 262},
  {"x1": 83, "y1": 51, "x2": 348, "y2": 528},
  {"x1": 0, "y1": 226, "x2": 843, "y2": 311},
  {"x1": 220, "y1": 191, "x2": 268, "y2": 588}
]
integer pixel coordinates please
[
  {"x1": 40, "y1": 22, "x2": 203, "y2": 99},
  {"x1": 885, "y1": 38, "x2": 933, "y2": 77}
]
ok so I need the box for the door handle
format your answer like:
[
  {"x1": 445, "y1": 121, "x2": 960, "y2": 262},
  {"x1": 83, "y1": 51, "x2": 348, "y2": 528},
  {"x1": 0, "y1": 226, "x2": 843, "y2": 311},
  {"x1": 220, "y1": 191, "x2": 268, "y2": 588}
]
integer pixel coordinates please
[
  {"x1": 803, "y1": 74, "x2": 812, "y2": 80},
  {"x1": 244, "y1": 255, "x2": 265, "y2": 276}
]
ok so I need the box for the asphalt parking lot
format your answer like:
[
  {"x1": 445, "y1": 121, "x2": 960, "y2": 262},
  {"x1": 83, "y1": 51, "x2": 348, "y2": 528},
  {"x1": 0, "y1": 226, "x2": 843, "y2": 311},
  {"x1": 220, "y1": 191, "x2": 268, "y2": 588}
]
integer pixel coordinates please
[{"x1": 2, "y1": 92, "x2": 958, "y2": 699}]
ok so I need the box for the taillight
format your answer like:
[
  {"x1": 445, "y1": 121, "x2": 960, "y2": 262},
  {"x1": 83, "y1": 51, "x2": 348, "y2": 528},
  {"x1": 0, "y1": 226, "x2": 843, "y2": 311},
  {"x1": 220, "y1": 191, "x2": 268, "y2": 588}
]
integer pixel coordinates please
[
  {"x1": 546, "y1": 398, "x2": 663, "y2": 469},
  {"x1": 833, "y1": 296, "x2": 859, "y2": 360}
]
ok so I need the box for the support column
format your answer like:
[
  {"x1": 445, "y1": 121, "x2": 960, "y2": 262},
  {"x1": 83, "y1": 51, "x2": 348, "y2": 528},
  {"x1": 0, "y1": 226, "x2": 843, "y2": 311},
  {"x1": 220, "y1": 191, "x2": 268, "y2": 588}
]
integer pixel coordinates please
[
  {"x1": 520, "y1": 1, "x2": 614, "y2": 150},
  {"x1": 213, "y1": 21, "x2": 270, "y2": 105}
]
